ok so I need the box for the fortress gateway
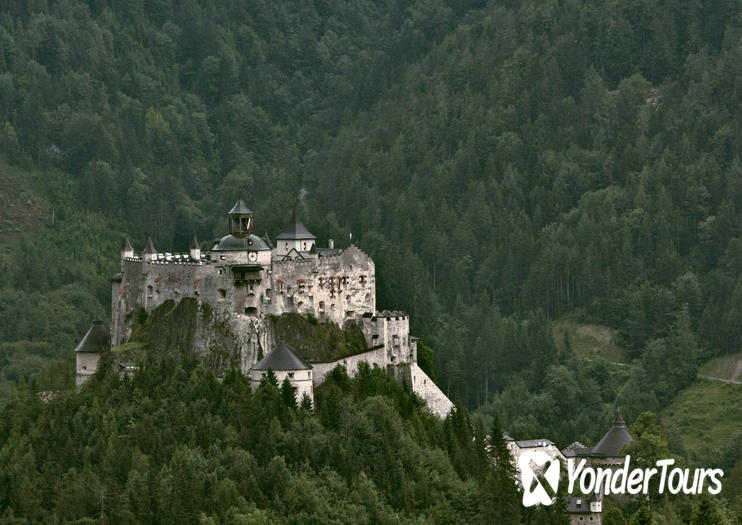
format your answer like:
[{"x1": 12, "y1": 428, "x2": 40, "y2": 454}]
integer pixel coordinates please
[{"x1": 94, "y1": 201, "x2": 452, "y2": 417}]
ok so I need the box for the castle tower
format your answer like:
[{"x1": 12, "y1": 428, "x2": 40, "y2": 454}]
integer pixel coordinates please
[
  {"x1": 228, "y1": 199, "x2": 254, "y2": 238},
  {"x1": 190, "y1": 236, "x2": 201, "y2": 260},
  {"x1": 591, "y1": 409, "x2": 632, "y2": 460},
  {"x1": 275, "y1": 210, "x2": 316, "y2": 256},
  {"x1": 143, "y1": 237, "x2": 157, "y2": 262},
  {"x1": 249, "y1": 341, "x2": 314, "y2": 405},
  {"x1": 75, "y1": 320, "x2": 110, "y2": 388},
  {"x1": 121, "y1": 237, "x2": 134, "y2": 259}
]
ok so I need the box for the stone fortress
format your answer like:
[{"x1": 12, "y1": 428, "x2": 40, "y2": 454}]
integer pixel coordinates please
[{"x1": 79, "y1": 200, "x2": 453, "y2": 417}]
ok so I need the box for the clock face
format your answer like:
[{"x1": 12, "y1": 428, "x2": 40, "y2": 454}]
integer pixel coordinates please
[{"x1": 248, "y1": 251, "x2": 257, "y2": 262}]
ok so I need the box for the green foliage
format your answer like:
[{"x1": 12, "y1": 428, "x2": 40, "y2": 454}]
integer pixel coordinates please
[
  {"x1": 268, "y1": 313, "x2": 368, "y2": 362},
  {"x1": 0, "y1": 2, "x2": 740, "y2": 508},
  {"x1": 692, "y1": 496, "x2": 724, "y2": 525},
  {"x1": 630, "y1": 504, "x2": 653, "y2": 525},
  {"x1": 0, "y1": 360, "x2": 495, "y2": 522}
]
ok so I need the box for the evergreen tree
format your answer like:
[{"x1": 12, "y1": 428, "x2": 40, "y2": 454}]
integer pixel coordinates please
[
  {"x1": 479, "y1": 414, "x2": 520, "y2": 524},
  {"x1": 629, "y1": 503, "x2": 653, "y2": 525},
  {"x1": 691, "y1": 496, "x2": 724, "y2": 525},
  {"x1": 280, "y1": 377, "x2": 297, "y2": 411}
]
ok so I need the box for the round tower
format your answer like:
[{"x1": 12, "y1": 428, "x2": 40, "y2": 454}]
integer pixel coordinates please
[
  {"x1": 228, "y1": 199, "x2": 254, "y2": 238},
  {"x1": 75, "y1": 320, "x2": 110, "y2": 389},
  {"x1": 249, "y1": 341, "x2": 314, "y2": 406}
]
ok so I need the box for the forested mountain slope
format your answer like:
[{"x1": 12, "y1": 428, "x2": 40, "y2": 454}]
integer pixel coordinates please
[{"x1": 1, "y1": 0, "x2": 742, "y2": 448}]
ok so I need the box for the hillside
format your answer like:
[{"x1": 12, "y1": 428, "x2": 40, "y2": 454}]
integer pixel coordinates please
[
  {"x1": 0, "y1": 0, "x2": 741, "y2": 498},
  {"x1": 661, "y1": 379, "x2": 742, "y2": 468},
  {"x1": 0, "y1": 359, "x2": 568, "y2": 523},
  {"x1": 699, "y1": 351, "x2": 742, "y2": 383}
]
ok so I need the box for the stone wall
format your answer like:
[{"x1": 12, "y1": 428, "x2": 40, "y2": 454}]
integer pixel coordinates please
[
  {"x1": 76, "y1": 352, "x2": 100, "y2": 388},
  {"x1": 113, "y1": 245, "x2": 376, "y2": 347},
  {"x1": 310, "y1": 347, "x2": 388, "y2": 385},
  {"x1": 250, "y1": 368, "x2": 314, "y2": 405},
  {"x1": 401, "y1": 363, "x2": 454, "y2": 418}
]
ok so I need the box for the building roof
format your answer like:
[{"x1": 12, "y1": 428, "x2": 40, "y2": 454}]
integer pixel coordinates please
[
  {"x1": 562, "y1": 441, "x2": 592, "y2": 457},
  {"x1": 144, "y1": 237, "x2": 157, "y2": 254},
  {"x1": 316, "y1": 247, "x2": 342, "y2": 257},
  {"x1": 276, "y1": 210, "x2": 316, "y2": 240},
  {"x1": 565, "y1": 493, "x2": 601, "y2": 514},
  {"x1": 190, "y1": 236, "x2": 200, "y2": 249},
  {"x1": 111, "y1": 272, "x2": 122, "y2": 282},
  {"x1": 212, "y1": 234, "x2": 270, "y2": 251},
  {"x1": 122, "y1": 237, "x2": 133, "y2": 252},
  {"x1": 262, "y1": 232, "x2": 273, "y2": 249},
  {"x1": 253, "y1": 342, "x2": 311, "y2": 371},
  {"x1": 75, "y1": 320, "x2": 110, "y2": 353},
  {"x1": 591, "y1": 412, "x2": 632, "y2": 457},
  {"x1": 515, "y1": 439, "x2": 555, "y2": 449},
  {"x1": 228, "y1": 199, "x2": 253, "y2": 215}
]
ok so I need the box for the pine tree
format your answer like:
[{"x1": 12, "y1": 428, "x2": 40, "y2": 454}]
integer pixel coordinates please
[
  {"x1": 280, "y1": 377, "x2": 297, "y2": 411},
  {"x1": 479, "y1": 414, "x2": 520, "y2": 524},
  {"x1": 691, "y1": 496, "x2": 723, "y2": 525},
  {"x1": 630, "y1": 503, "x2": 653, "y2": 525},
  {"x1": 299, "y1": 393, "x2": 313, "y2": 411}
]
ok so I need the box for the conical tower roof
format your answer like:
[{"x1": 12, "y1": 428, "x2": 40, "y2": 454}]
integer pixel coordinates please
[
  {"x1": 122, "y1": 237, "x2": 133, "y2": 252},
  {"x1": 144, "y1": 237, "x2": 157, "y2": 254},
  {"x1": 253, "y1": 341, "x2": 311, "y2": 371},
  {"x1": 592, "y1": 410, "x2": 632, "y2": 457},
  {"x1": 276, "y1": 210, "x2": 315, "y2": 240},
  {"x1": 74, "y1": 320, "x2": 110, "y2": 353},
  {"x1": 229, "y1": 199, "x2": 253, "y2": 215},
  {"x1": 190, "y1": 235, "x2": 200, "y2": 249}
]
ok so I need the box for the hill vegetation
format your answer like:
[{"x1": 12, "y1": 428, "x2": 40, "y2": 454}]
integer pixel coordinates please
[
  {"x1": 0, "y1": 360, "x2": 569, "y2": 524},
  {"x1": 0, "y1": 0, "x2": 742, "y2": 517}
]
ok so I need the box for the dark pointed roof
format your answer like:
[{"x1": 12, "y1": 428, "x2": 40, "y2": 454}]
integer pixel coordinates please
[
  {"x1": 229, "y1": 199, "x2": 253, "y2": 215},
  {"x1": 212, "y1": 234, "x2": 269, "y2": 251},
  {"x1": 75, "y1": 320, "x2": 110, "y2": 353},
  {"x1": 144, "y1": 237, "x2": 157, "y2": 254},
  {"x1": 122, "y1": 237, "x2": 133, "y2": 252},
  {"x1": 190, "y1": 236, "x2": 200, "y2": 249},
  {"x1": 276, "y1": 210, "x2": 315, "y2": 240},
  {"x1": 591, "y1": 411, "x2": 632, "y2": 457},
  {"x1": 253, "y1": 342, "x2": 311, "y2": 371},
  {"x1": 262, "y1": 232, "x2": 273, "y2": 249}
]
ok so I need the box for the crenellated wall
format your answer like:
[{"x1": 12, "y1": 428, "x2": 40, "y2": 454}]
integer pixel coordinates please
[
  {"x1": 110, "y1": 238, "x2": 451, "y2": 417},
  {"x1": 112, "y1": 245, "x2": 377, "y2": 365}
]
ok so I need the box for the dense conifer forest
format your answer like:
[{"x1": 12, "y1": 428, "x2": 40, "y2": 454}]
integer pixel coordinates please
[{"x1": 1, "y1": 0, "x2": 742, "y2": 521}]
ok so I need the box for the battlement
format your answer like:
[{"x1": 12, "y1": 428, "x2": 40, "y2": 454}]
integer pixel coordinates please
[{"x1": 125, "y1": 253, "x2": 206, "y2": 265}]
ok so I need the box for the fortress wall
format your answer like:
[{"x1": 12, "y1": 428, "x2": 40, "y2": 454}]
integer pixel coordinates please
[
  {"x1": 358, "y1": 313, "x2": 412, "y2": 365},
  {"x1": 271, "y1": 246, "x2": 376, "y2": 324},
  {"x1": 113, "y1": 258, "x2": 235, "y2": 345},
  {"x1": 270, "y1": 259, "x2": 319, "y2": 318},
  {"x1": 310, "y1": 347, "x2": 387, "y2": 386},
  {"x1": 384, "y1": 316, "x2": 411, "y2": 364},
  {"x1": 403, "y1": 363, "x2": 453, "y2": 419}
]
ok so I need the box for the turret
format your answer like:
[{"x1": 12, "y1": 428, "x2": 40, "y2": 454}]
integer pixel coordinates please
[
  {"x1": 190, "y1": 236, "x2": 201, "y2": 260},
  {"x1": 75, "y1": 320, "x2": 110, "y2": 388},
  {"x1": 249, "y1": 341, "x2": 314, "y2": 405},
  {"x1": 143, "y1": 237, "x2": 157, "y2": 262},
  {"x1": 228, "y1": 199, "x2": 254, "y2": 238},
  {"x1": 121, "y1": 237, "x2": 134, "y2": 259},
  {"x1": 275, "y1": 210, "x2": 316, "y2": 256}
]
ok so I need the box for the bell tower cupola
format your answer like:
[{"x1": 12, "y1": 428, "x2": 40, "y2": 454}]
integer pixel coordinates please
[{"x1": 228, "y1": 199, "x2": 254, "y2": 238}]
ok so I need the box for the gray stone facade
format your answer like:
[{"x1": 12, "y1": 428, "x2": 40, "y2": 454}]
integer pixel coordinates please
[{"x1": 109, "y1": 203, "x2": 452, "y2": 417}]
